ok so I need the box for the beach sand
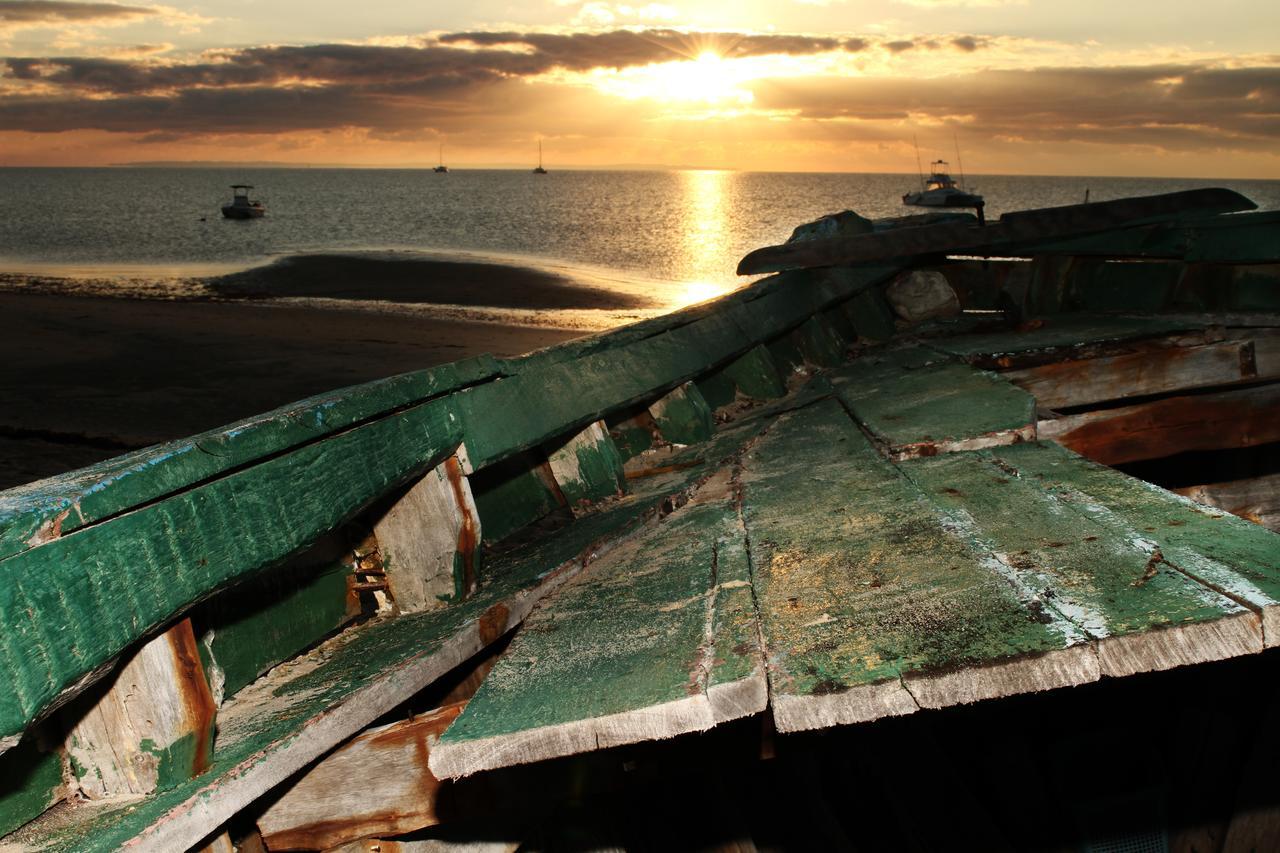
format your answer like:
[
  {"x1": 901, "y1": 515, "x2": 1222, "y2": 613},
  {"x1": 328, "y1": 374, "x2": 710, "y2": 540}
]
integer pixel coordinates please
[{"x1": 0, "y1": 290, "x2": 583, "y2": 489}]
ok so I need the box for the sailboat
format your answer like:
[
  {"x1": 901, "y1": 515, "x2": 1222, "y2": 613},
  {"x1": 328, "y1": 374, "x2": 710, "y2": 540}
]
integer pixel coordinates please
[
  {"x1": 434, "y1": 144, "x2": 448, "y2": 173},
  {"x1": 533, "y1": 141, "x2": 548, "y2": 175}
]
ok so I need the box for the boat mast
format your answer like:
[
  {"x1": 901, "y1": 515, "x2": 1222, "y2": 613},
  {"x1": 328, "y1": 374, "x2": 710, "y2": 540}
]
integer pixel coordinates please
[
  {"x1": 913, "y1": 135, "x2": 925, "y2": 192},
  {"x1": 439, "y1": 143, "x2": 444, "y2": 168},
  {"x1": 953, "y1": 134, "x2": 968, "y2": 192},
  {"x1": 538, "y1": 140, "x2": 543, "y2": 170}
]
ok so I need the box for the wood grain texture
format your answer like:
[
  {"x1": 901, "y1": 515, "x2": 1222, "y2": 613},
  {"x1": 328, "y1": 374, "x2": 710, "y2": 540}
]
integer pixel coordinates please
[
  {"x1": 930, "y1": 315, "x2": 1206, "y2": 367},
  {"x1": 647, "y1": 383, "x2": 714, "y2": 446},
  {"x1": 1176, "y1": 473, "x2": 1280, "y2": 531},
  {"x1": 1004, "y1": 340, "x2": 1259, "y2": 409},
  {"x1": 832, "y1": 350, "x2": 1037, "y2": 460},
  {"x1": 741, "y1": 400, "x2": 1092, "y2": 734},
  {"x1": 1039, "y1": 382, "x2": 1280, "y2": 465},
  {"x1": 992, "y1": 441, "x2": 1280, "y2": 647},
  {"x1": 64, "y1": 618, "x2": 216, "y2": 800},
  {"x1": 0, "y1": 397, "x2": 460, "y2": 754},
  {"x1": 1015, "y1": 209, "x2": 1280, "y2": 263},
  {"x1": 902, "y1": 450, "x2": 1262, "y2": 675},
  {"x1": 256, "y1": 702, "x2": 464, "y2": 851},
  {"x1": 375, "y1": 451, "x2": 482, "y2": 608},
  {"x1": 430, "y1": 466, "x2": 767, "y2": 779}
]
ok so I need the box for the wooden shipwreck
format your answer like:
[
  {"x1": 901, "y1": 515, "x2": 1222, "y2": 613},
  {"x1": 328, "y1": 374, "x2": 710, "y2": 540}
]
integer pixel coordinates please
[{"x1": 2, "y1": 189, "x2": 1279, "y2": 851}]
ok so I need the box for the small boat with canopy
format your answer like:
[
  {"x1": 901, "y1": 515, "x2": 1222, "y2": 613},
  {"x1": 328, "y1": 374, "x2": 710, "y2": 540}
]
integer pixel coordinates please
[{"x1": 221, "y1": 185, "x2": 265, "y2": 219}]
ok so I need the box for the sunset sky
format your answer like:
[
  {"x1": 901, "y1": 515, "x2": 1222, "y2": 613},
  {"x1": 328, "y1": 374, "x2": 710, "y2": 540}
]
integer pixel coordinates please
[{"x1": 0, "y1": 0, "x2": 1276, "y2": 176}]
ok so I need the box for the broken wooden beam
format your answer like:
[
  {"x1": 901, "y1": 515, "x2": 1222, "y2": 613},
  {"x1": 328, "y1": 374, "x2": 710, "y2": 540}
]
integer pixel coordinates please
[
  {"x1": 736, "y1": 190, "x2": 1256, "y2": 275},
  {"x1": 256, "y1": 702, "x2": 465, "y2": 851},
  {"x1": 1039, "y1": 382, "x2": 1280, "y2": 466},
  {"x1": 545, "y1": 420, "x2": 626, "y2": 514},
  {"x1": 1004, "y1": 339, "x2": 1260, "y2": 409}
]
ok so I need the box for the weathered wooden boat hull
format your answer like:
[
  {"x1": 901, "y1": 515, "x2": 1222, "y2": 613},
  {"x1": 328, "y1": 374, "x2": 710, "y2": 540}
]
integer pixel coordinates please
[{"x1": 2, "y1": 191, "x2": 1279, "y2": 851}]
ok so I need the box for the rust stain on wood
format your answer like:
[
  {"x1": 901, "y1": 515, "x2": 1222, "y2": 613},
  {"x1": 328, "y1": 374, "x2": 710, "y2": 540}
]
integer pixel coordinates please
[
  {"x1": 478, "y1": 603, "x2": 510, "y2": 646},
  {"x1": 165, "y1": 618, "x2": 217, "y2": 777},
  {"x1": 26, "y1": 508, "x2": 70, "y2": 547},
  {"x1": 444, "y1": 455, "x2": 479, "y2": 598}
]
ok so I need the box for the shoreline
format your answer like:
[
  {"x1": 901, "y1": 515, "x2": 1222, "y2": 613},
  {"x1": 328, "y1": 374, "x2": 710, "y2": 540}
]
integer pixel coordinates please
[{"x1": 0, "y1": 289, "x2": 584, "y2": 490}]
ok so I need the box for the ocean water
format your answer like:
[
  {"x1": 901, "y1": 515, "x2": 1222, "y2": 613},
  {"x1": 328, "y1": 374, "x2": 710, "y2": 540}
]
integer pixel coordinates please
[{"x1": 1, "y1": 167, "x2": 1277, "y2": 310}]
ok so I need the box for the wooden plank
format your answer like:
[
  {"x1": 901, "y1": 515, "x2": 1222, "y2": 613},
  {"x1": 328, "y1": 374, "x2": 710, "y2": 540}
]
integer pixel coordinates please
[
  {"x1": 469, "y1": 453, "x2": 563, "y2": 545},
  {"x1": 7, "y1": 475, "x2": 695, "y2": 852},
  {"x1": 256, "y1": 702, "x2": 464, "y2": 851},
  {"x1": 647, "y1": 382, "x2": 714, "y2": 446},
  {"x1": 0, "y1": 397, "x2": 460, "y2": 754},
  {"x1": 901, "y1": 449, "x2": 1261, "y2": 677},
  {"x1": 1015, "y1": 209, "x2": 1280, "y2": 263},
  {"x1": 0, "y1": 734, "x2": 66, "y2": 838},
  {"x1": 430, "y1": 466, "x2": 766, "y2": 779},
  {"x1": 740, "y1": 400, "x2": 1095, "y2": 733},
  {"x1": 697, "y1": 345, "x2": 787, "y2": 405},
  {"x1": 0, "y1": 357, "x2": 500, "y2": 564},
  {"x1": 374, "y1": 450, "x2": 482, "y2": 607},
  {"x1": 930, "y1": 314, "x2": 1207, "y2": 367},
  {"x1": 1004, "y1": 340, "x2": 1259, "y2": 409},
  {"x1": 832, "y1": 350, "x2": 1036, "y2": 459},
  {"x1": 736, "y1": 189, "x2": 1256, "y2": 274},
  {"x1": 793, "y1": 315, "x2": 847, "y2": 367},
  {"x1": 1039, "y1": 383, "x2": 1280, "y2": 465},
  {"x1": 992, "y1": 441, "x2": 1280, "y2": 646},
  {"x1": 1175, "y1": 473, "x2": 1280, "y2": 531},
  {"x1": 545, "y1": 421, "x2": 626, "y2": 514},
  {"x1": 64, "y1": 618, "x2": 217, "y2": 799},
  {"x1": 194, "y1": 536, "x2": 358, "y2": 701}
]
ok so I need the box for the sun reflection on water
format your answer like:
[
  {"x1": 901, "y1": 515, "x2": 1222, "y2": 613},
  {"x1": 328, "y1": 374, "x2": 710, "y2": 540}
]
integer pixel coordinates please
[{"x1": 670, "y1": 169, "x2": 735, "y2": 308}]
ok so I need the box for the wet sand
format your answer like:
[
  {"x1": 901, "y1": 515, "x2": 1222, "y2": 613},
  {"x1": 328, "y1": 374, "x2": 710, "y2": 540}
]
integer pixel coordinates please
[{"x1": 0, "y1": 291, "x2": 583, "y2": 489}]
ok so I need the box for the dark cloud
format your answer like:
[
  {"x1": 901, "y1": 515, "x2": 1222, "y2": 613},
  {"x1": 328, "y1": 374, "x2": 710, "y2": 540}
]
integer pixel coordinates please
[
  {"x1": 0, "y1": 0, "x2": 156, "y2": 25},
  {"x1": 753, "y1": 64, "x2": 1280, "y2": 152}
]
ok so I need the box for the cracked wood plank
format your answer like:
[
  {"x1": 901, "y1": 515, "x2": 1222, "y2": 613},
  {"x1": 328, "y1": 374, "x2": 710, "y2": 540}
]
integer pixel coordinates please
[
  {"x1": 0, "y1": 398, "x2": 461, "y2": 756},
  {"x1": 256, "y1": 701, "x2": 464, "y2": 851},
  {"x1": 1004, "y1": 339, "x2": 1260, "y2": 409},
  {"x1": 831, "y1": 350, "x2": 1036, "y2": 460},
  {"x1": 429, "y1": 464, "x2": 766, "y2": 780},
  {"x1": 1039, "y1": 382, "x2": 1280, "y2": 466},
  {"x1": 990, "y1": 441, "x2": 1280, "y2": 646},
  {"x1": 900, "y1": 448, "x2": 1262, "y2": 677},
  {"x1": 740, "y1": 399, "x2": 1092, "y2": 734}
]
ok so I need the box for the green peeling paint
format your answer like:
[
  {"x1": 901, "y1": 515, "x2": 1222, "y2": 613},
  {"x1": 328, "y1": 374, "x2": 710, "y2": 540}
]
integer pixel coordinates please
[
  {"x1": 139, "y1": 729, "x2": 214, "y2": 793},
  {"x1": 0, "y1": 735, "x2": 64, "y2": 838},
  {"x1": 648, "y1": 384, "x2": 714, "y2": 446},
  {"x1": 471, "y1": 453, "x2": 563, "y2": 544}
]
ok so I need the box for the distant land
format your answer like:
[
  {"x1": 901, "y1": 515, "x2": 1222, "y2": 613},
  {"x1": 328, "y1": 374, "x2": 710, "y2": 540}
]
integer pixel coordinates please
[{"x1": 106, "y1": 160, "x2": 910, "y2": 173}]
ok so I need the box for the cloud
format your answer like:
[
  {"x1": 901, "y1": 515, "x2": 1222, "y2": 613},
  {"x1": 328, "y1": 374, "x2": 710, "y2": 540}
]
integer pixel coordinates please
[
  {"x1": 0, "y1": 1, "x2": 157, "y2": 27},
  {"x1": 0, "y1": 24, "x2": 1274, "y2": 163}
]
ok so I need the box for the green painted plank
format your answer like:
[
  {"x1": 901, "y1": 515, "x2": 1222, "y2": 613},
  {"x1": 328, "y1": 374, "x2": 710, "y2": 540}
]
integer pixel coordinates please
[
  {"x1": 1015, "y1": 210, "x2": 1280, "y2": 263},
  {"x1": 845, "y1": 285, "x2": 898, "y2": 342},
  {"x1": 431, "y1": 467, "x2": 765, "y2": 777},
  {"x1": 194, "y1": 551, "x2": 355, "y2": 700},
  {"x1": 900, "y1": 449, "x2": 1261, "y2": 674},
  {"x1": 0, "y1": 357, "x2": 501, "y2": 564},
  {"x1": 794, "y1": 315, "x2": 847, "y2": 367},
  {"x1": 546, "y1": 422, "x2": 626, "y2": 509},
  {"x1": 741, "y1": 399, "x2": 1089, "y2": 732},
  {"x1": 0, "y1": 398, "x2": 460, "y2": 750},
  {"x1": 470, "y1": 453, "x2": 563, "y2": 545},
  {"x1": 648, "y1": 383, "x2": 714, "y2": 446},
  {"x1": 831, "y1": 351, "x2": 1036, "y2": 458},
  {"x1": 712, "y1": 345, "x2": 787, "y2": 401},
  {"x1": 990, "y1": 441, "x2": 1280, "y2": 644},
  {"x1": 1232, "y1": 265, "x2": 1280, "y2": 312},
  {"x1": 930, "y1": 315, "x2": 1204, "y2": 362},
  {"x1": 12, "y1": 414, "x2": 753, "y2": 851},
  {"x1": 0, "y1": 736, "x2": 64, "y2": 838}
]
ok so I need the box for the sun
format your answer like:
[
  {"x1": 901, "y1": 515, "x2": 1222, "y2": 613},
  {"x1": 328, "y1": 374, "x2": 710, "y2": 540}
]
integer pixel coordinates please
[{"x1": 585, "y1": 49, "x2": 755, "y2": 106}]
